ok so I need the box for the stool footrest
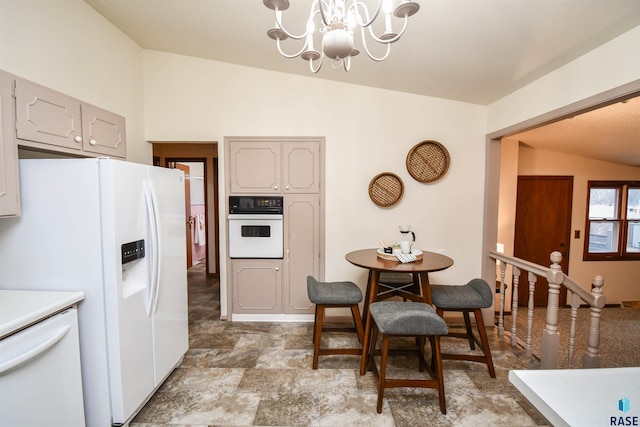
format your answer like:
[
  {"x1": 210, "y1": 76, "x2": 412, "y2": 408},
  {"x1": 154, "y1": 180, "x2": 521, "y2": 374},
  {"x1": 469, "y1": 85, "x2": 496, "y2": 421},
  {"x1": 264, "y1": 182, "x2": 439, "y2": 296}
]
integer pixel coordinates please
[{"x1": 319, "y1": 348, "x2": 362, "y2": 356}]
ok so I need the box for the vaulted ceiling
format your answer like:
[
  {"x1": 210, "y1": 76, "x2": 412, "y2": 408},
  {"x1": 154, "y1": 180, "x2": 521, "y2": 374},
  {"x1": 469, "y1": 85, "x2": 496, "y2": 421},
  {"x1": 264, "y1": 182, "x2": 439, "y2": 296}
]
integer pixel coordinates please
[{"x1": 84, "y1": 0, "x2": 640, "y2": 166}]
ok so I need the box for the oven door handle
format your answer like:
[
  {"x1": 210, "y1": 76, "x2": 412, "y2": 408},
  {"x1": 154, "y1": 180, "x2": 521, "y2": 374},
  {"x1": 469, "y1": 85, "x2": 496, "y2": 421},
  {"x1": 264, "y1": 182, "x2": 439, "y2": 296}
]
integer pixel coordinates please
[{"x1": 228, "y1": 214, "x2": 283, "y2": 220}]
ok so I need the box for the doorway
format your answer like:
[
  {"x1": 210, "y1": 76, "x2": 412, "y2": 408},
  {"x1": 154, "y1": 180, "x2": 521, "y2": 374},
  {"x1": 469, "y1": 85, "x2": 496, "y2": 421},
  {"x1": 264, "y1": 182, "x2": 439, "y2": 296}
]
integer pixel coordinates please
[
  {"x1": 513, "y1": 176, "x2": 573, "y2": 306},
  {"x1": 152, "y1": 143, "x2": 219, "y2": 276}
]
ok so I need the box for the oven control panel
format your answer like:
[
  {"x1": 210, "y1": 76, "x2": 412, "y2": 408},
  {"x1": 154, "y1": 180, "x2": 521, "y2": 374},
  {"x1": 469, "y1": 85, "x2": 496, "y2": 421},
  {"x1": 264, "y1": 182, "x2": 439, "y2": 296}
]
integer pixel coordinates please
[{"x1": 229, "y1": 196, "x2": 283, "y2": 214}]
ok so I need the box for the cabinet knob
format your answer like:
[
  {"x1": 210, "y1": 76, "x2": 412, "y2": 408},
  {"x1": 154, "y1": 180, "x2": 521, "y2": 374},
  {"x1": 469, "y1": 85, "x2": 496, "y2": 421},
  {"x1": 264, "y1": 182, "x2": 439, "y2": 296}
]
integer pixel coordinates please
[
  {"x1": 274, "y1": 186, "x2": 278, "y2": 190},
  {"x1": 89, "y1": 139, "x2": 97, "y2": 146},
  {"x1": 274, "y1": 267, "x2": 279, "y2": 271},
  {"x1": 285, "y1": 185, "x2": 290, "y2": 190},
  {"x1": 74, "y1": 136, "x2": 82, "y2": 143}
]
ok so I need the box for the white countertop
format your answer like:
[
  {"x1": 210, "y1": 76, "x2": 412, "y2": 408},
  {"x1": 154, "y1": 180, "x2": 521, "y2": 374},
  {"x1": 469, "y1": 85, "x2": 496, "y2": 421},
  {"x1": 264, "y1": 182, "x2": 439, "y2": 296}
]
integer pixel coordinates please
[
  {"x1": 509, "y1": 368, "x2": 640, "y2": 427},
  {"x1": 0, "y1": 290, "x2": 85, "y2": 338}
]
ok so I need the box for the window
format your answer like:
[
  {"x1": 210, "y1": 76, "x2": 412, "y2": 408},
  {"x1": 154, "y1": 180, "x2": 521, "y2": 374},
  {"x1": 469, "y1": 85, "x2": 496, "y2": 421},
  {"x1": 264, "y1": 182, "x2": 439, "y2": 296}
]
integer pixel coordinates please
[{"x1": 584, "y1": 181, "x2": 640, "y2": 261}]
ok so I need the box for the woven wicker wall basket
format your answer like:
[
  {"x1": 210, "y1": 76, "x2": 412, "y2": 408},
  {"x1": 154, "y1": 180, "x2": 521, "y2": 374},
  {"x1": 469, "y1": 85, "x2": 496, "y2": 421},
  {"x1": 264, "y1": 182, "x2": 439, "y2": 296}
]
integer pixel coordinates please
[
  {"x1": 406, "y1": 140, "x2": 451, "y2": 183},
  {"x1": 368, "y1": 172, "x2": 404, "y2": 207}
]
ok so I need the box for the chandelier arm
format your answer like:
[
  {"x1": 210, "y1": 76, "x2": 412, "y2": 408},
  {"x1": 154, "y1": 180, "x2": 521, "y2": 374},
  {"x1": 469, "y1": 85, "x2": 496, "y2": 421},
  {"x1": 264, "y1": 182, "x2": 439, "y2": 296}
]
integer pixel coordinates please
[
  {"x1": 276, "y1": 37, "x2": 309, "y2": 59},
  {"x1": 274, "y1": 2, "x2": 320, "y2": 41},
  {"x1": 309, "y1": 53, "x2": 324, "y2": 73},
  {"x1": 318, "y1": 0, "x2": 331, "y2": 27},
  {"x1": 350, "y1": 0, "x2": 383, "y2": 28},
  {"x1": 366, "y1": 14, "x2": 409, "y2": 44},
  {"x1": 359, "y1": 27, "x2": 392, "y2": 62}
]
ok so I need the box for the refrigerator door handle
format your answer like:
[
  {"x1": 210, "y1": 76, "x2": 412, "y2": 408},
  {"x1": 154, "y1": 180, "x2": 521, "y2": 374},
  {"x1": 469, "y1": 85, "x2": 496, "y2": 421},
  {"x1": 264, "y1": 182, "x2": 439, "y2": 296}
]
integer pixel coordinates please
[
  {"x1": 148, "y1": 181, "x2": 163, "y2": 315},
  {"x1": 0, "y1": 325, "x2": 71, "y2": 375},
  {"x1": 144, "y1": 180, "x2": 161, "y2": 318}
]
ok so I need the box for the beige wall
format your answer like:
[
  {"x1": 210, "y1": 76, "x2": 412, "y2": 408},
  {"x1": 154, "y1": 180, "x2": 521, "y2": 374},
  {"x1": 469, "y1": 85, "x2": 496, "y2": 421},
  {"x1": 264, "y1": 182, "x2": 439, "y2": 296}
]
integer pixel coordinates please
[
  {"x1": 487, "y1": 26, "x2": 640, "y2": 134},
  {"x1": 142, "y1": 51, "x2": 488, "y2": 317},
  {"x1": 516, "y1": 146, "x2": 640, "y2": 304},
  {"x1": 0, "y1": 0, "x2": 149, "y2": 163}
]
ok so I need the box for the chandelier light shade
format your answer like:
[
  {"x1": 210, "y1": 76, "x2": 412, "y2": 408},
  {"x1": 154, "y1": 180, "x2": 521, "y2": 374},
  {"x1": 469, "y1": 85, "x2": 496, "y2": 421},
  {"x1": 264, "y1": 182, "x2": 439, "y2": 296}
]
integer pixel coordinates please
[{"x1": 263, "y1": 0, "x2": 420, "y2": 73}]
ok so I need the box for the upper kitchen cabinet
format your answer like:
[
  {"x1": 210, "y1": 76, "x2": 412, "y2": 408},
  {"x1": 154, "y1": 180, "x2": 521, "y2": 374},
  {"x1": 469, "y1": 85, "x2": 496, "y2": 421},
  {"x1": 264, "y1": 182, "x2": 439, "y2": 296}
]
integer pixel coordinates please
[
  {"x1": 13, "y1": 76, "x2": 126, "y2": 158},
  {"x1": 228, "y1": 140, "x2": 281, "y2": 194},
  {"x1": 0, "y1": 71, "x2": 20, "y2": 217},
  {"x1": 227, "y1": 138, "x2": 320, "y2": 194},
  {"x1": 283, "y1": 142, "x2": 320, "y2": 193}
]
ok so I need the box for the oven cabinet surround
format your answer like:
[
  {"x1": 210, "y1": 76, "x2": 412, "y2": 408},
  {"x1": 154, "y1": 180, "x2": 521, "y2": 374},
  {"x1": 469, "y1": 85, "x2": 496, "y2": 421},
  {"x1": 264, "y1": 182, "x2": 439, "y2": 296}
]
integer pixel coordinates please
[
  {"x1": 225, "y1": 137, "x2": 324, "y2": 318},
  {"x1": 228, "y1": 139, "x2": 320, "y2": 194},
  {"x1": 0, "y1": 71, "x2": 20, "y2": 216}
]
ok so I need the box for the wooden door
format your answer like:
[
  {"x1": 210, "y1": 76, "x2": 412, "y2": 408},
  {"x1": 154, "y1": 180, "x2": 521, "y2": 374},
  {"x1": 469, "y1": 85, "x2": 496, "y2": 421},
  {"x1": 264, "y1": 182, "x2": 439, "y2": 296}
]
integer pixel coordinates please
[
  {"x1": 152, "y1": 143, "x2": 219, "y2": 275},
  {"x1": 176, "y1": 163, "x2": 193, "y2": 267},
  {"x1": 514, "y1": 176, "x2": 573, "y2": 306}
]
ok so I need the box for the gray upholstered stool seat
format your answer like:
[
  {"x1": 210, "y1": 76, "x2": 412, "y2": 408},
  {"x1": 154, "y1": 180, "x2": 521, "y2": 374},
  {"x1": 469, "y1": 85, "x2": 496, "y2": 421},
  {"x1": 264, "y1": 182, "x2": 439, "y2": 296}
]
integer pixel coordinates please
[
  {"x1": 369, "y1": 301, "x2": 447, "y2": 336},
  {"x1": 307, "y1": 279, "x2": 363, "y2": 305},
  {"x1": 368, "y1": 301, "x2": 448, "y2": 414},
  {"x1": 307, "y1": 276, "x2": 365, "y2": 369},
  {"x1": 430, "y1": 278, "x2": 496, "y2": 378}
]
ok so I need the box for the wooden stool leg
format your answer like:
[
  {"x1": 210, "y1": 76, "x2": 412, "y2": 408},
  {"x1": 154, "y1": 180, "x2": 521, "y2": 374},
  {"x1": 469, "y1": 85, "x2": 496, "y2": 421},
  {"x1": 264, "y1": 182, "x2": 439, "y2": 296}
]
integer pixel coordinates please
[
  {"x1": 474, "y1": 309, "x2": 496, "y2": 378},
  {"x1": 351, "y1": 304, "x2": 365, "y2": 343},
  {"x1": 376, "y1": 334, "x2": 390, "y2": 414},
  {"x1": 432, "y1": 336, "x2": 447, "y2": 414},
  {"x1": 312, "y1": 305, "x2": 325, "y2": 370},
  {"x1": 368, "y1": 326, "x2": 379, "y2": 373},
  {"x1": 463, "y1": 312, "x2": 475, "y2": 350},
  {"x1": 417, "y1": 336, "x2": 426, "y2": 372}
]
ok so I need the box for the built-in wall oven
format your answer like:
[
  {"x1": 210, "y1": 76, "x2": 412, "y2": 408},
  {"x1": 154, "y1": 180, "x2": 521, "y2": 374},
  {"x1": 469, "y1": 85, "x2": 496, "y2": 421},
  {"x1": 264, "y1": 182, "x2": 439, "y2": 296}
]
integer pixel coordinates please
[{"x1": 228, "y1": 196, "x2": 283, "y2": 258}]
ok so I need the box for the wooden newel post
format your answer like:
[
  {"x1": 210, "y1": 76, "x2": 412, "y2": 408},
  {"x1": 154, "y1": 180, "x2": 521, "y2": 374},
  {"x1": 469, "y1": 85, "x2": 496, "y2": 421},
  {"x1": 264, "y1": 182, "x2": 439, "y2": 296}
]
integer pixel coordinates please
[
  {"x1": 583, "y1": 275, "x2": 605, "y2": 368},
  {"x1": 541, "y1": 251, "x2": 563, "y2": 369}
]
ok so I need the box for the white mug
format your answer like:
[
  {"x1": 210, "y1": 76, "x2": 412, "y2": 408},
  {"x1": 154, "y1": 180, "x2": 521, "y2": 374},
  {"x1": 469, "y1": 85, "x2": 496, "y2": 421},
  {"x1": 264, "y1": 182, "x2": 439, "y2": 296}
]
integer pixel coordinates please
[{"x1": 400, "y1": 240, "x2": 412, "y2": 254}]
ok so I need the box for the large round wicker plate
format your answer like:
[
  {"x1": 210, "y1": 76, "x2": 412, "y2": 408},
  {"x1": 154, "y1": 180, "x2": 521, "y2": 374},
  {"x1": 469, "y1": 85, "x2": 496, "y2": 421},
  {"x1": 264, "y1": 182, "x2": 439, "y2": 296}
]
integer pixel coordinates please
[
  {"x1": 368, "y1": 172, "x2": 404, "y2": 207},
  {"x1": 406, "y1": 140, "x2": 450, "y2": 183}
]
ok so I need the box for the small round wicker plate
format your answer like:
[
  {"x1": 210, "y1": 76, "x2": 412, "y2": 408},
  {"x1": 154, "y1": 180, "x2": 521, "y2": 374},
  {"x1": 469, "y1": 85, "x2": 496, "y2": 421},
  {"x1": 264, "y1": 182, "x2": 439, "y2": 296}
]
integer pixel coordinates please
[
  {"x1": 406, "y1": 140, "x2": 450, "y2": 183},
  {"x1": 368, "y1": 172, "x2": 404, "y2": 207}
]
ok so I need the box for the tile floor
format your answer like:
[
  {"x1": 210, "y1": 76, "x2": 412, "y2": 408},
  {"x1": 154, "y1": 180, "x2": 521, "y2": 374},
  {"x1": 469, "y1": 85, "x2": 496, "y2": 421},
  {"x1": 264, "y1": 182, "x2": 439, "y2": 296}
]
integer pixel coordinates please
[{"x1": 131, "y1": 264, "x2": 549, "y2": 427}]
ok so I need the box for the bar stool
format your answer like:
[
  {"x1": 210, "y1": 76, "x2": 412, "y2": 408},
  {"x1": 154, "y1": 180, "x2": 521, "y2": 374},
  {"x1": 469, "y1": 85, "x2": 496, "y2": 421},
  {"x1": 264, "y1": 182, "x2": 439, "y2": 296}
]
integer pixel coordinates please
[
  {"x1": 368, "y1": 301, "x2": 448, "y2": 414},
  {"x1": 307, "y1": 276, "x2": 365, "y2": 369},
  {"x1": 430, "y1": 278, "x2": 496, "y2": 378}
]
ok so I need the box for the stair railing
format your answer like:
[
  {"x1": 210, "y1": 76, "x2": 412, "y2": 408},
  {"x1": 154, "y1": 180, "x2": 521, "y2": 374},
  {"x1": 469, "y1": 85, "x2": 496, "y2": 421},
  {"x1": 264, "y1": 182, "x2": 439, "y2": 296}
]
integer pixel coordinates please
[{"x1": 489, "y1": 250, "x2": 605, "y2": 368}]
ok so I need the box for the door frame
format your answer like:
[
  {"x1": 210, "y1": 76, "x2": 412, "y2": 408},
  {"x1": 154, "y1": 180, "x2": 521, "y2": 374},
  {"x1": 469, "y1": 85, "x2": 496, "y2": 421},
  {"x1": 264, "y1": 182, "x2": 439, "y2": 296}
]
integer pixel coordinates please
[{"x1": 152, "y1": 142, "x2": 219, "y2": 275}]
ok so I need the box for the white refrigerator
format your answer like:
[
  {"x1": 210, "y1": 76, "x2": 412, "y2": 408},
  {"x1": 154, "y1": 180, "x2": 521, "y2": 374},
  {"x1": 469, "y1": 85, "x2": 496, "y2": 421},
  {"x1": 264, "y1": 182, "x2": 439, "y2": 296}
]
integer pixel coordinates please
[{"x1": 0, "y1": 158, "x2": 189, "y2": 426}]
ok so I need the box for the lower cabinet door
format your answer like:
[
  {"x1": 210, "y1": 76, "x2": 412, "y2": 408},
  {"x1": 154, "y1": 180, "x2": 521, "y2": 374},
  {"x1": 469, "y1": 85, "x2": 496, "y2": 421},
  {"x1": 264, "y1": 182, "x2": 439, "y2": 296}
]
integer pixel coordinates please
[
  {"x1": 283, "y1": 195, "x2": 319, "y2": 314},
  {"x1": 232, "y1": 259, "x2": 282, "y2": 314}
]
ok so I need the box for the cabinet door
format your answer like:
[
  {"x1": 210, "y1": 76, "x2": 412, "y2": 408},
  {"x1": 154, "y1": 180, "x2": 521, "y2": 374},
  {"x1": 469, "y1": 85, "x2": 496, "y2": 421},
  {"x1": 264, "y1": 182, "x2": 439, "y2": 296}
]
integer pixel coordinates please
[
  {"x1": 283, "y1": 142, "x2": 320, "y2": 193},
  {"x1": 0, "y1": 72, "x2": 20, "y2": 216},
  {"x1": 283, "y1": 194, "x2": 320, "y2": 314},
  {"x1": 14, "y1": 78, "x2": 83, "y2": 151},
  {"x1": 228, "y1": 141, "x2": 281, "y2": 194},
  {"x1": 232, "y1": 259, "x2": 282, "y2": 313},
  {"x1": 82, "y1": 104, "x2": 126, "y2": 158}
]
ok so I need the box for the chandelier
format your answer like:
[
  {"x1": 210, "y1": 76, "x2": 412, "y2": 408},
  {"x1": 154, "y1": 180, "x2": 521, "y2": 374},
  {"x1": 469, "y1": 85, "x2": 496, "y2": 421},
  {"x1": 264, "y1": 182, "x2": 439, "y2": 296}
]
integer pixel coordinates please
[{"x1": 263, "y1": 0, "x2": 420, "y2": 73}]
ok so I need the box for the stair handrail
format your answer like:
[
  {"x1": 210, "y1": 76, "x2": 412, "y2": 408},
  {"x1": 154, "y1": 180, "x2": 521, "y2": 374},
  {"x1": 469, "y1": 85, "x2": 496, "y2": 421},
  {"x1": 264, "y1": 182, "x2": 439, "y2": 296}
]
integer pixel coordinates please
[{"x1": 488, "y1": 250, "x2": 605, "y2": 368}]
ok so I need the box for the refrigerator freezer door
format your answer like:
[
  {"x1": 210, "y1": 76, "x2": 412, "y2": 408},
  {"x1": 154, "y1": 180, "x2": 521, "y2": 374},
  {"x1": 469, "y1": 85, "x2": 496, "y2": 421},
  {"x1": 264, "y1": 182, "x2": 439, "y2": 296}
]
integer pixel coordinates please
[
  {"x1": 101, "y1": 159, "x2": 156, "y2": 423},
  {"x1": 147, "y1": 165, "x2": 189, "y2": 384}
]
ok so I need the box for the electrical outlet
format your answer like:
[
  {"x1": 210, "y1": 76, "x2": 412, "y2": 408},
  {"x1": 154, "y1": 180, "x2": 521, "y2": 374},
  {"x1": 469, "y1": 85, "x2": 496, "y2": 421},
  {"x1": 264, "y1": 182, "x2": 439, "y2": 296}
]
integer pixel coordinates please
[{"x1": 574, "y1": 230, "x2": 581, "y2": 239}]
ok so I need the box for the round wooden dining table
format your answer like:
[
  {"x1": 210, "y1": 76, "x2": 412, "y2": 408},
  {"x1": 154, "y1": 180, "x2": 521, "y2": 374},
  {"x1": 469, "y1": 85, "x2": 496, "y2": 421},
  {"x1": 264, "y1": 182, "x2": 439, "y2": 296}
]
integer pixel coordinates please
[{"x1": 345, "y1": 248, "x2": 454, "y2": 375}]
